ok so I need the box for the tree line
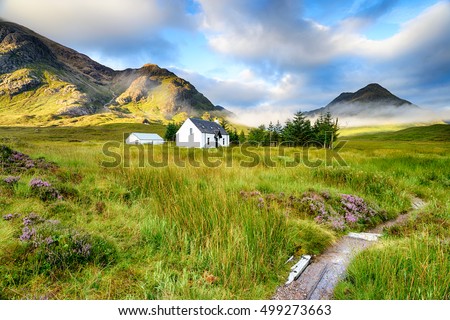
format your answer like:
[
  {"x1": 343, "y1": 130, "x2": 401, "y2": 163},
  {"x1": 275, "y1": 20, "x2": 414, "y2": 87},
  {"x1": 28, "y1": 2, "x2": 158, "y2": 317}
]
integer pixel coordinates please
[
  {"x1": 245, "y1": 111, "x2": 339, "y2": 148},
  {"x1": 164, "y1": 111, "x2": 339, "y2": 149}
]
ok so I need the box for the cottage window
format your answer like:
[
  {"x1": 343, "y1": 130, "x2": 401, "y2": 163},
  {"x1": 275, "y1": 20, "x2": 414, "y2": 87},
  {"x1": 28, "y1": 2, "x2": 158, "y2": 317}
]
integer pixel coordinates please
[
  {"x1": 190, "y1": 128, "x2": 193, "y2": 135},
  {"x1": 223, "y1": 138, "x2": 225, "y2": 145},
  {"x1": 207, "y1": 137, "x2": 210, "y2": 145}
]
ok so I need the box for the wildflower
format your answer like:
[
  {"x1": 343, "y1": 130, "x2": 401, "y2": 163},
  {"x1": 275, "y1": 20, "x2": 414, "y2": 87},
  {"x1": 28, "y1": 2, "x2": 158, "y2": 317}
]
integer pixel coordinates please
[
  {"x1": 29, "y1": 178, "x2": 52, "y2": 188},
  {"x1": 23, "y1": 213, "x2": 42, "y2": 226},
  {"x1": 11, "y1": 153, "x2": 24, "y2": 161},
  {"x1": 345, "y1": 212, "x2": 358, "y2": 223},
  {"x1": 19, "y1": 226, "x2": 36, "y2": 241},
  {"x1": 330, "y1": 216, "x2": 345, "y2": 231},
  {"x1": 25, "y1": 161, "x2": 35, "y2": 169},
  {"x1": 3, "y1": 213, "x2": 15, "y2": 220},
  {"x1": 3, "y1": 176, "x2": 20, "y2": 184}
]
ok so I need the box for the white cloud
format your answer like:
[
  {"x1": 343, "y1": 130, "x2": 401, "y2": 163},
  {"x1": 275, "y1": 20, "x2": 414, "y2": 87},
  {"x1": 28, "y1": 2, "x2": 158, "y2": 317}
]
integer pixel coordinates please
[
  {"x1": 361, "y1": 1, "x2": 450, "y2": 59},
  {"x1": 0, "y1": 0, "x2": 193, "y2": 68},
  {"x1": 1, "y1": 0, "x2": 191, "y2": 42},
  {"x1": 228, "y1": 104, "x2": 297, "y2": 127},
  {"x1": 198, "y1": 0, "x2": 450, "y2": 69}
]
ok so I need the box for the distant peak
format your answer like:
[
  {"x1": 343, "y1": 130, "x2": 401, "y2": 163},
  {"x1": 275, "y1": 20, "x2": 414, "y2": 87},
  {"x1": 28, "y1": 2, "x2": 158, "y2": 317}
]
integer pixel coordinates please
[
  {"x1": 142, "y1": 63, "x2": 159, "y2": 69},
  {"x1": 365, "y1": 83, "x2": 383, "y2": 88}
]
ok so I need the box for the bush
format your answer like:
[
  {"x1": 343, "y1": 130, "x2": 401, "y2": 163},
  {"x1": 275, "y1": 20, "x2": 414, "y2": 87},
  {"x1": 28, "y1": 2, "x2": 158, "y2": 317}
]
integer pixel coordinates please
[
  {"x1": 5, "y1": 213, "x2": 117, "y2": 276},
  {"x1": 29, "y1": 178, "x2": 61, "y2": 201},
  {"x1": 0, "y1": 145, "x2": 57, "y2": 174}
]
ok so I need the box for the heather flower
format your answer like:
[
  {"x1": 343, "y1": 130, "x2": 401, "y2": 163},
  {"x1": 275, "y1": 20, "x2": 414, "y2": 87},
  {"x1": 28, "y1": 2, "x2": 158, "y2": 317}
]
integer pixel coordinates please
[
  {"x1": 330, "y1": 216, "x2": 346, "y2": 231},
  {"x1": 29, "y1": 178, "x2": 61, "y2": 201},
  {"x1": 23, "y1": 213, "x2": 43, "y2": 226},
  {"x1": 3, "y1": 213, "x2": 16, "y2": 220},
  {"x1": 29, "y1": 178, "x2": 52, "y2": 188},
  {"x1": 19, "y1": 226, "x2": 36, "y2": 241},
  {"x1": 25, "y1": 161, "x2": 35, "y2": 169},
  {"x1": 12, "y1": 153, "x2": 24, "y2": 161},
  {"x1": 340, "y1": 193, "x2": 376, "y2": 224},
  {"x1": 345, "y1": 212, "x2": 358, "y2": 223},
  {"x1": 3, "y1": 176, "x2": 20, "y2": 184}
]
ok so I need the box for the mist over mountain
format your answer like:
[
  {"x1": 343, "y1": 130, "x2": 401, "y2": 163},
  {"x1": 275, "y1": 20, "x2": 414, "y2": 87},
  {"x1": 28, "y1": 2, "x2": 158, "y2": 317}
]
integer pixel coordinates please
[
  {"x1": 0, "y1": 20, "x2": 226, "y2": 125},
  {"x1": 302, "y1": 83, "x2": 449, "y2": 126},
  {"x1": 306, "y1": 83, "x2": 417, "y2": 117}
]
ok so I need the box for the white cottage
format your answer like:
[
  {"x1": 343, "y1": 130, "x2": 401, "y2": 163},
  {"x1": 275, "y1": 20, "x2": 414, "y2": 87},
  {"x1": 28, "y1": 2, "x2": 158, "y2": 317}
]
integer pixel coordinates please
[
  {"x1": 125, "y1": 133, "x2": 165, "y2": 145},
  {"x1": 176, "y1": 118, "x2": 229, "y2": 148}
]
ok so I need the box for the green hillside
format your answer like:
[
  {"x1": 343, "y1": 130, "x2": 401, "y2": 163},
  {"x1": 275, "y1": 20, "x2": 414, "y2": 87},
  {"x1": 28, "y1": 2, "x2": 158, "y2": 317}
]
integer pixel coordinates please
[
  {"x1": 0, "y1": 21, "x2": 227, "y2": 126},
  {"x1": 0, "y1": 123, "x2": 167, "y2": 143},
  {"x1": 348, "y1": 124, "x2": 450, "y2": 141}
]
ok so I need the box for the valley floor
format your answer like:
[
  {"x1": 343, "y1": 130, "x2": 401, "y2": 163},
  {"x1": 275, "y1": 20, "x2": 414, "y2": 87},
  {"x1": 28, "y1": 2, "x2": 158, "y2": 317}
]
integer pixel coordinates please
[{"x1": 0, "y1": 124, "x2": 449, "y2": 299}]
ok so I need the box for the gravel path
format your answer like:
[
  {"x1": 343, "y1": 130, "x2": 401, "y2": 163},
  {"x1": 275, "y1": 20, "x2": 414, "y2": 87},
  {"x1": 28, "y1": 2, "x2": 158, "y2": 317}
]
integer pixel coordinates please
[{"x1": 273, "y1": 197, "x2": 425, "y2": 300}]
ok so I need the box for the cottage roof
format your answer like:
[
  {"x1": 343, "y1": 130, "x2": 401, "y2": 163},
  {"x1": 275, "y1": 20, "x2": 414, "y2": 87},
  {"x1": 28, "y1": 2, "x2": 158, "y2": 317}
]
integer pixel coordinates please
[
  {"x1": 130, "y1": 133, "x2": 164, "y2": 140},
  {"x1": 189, "y1": 118, "x2": 228, "y2": 135}
]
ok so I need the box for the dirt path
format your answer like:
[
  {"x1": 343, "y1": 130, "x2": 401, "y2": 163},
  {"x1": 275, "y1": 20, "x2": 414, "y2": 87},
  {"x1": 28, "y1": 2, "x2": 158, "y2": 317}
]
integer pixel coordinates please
[{"x1": 273, "y1": 197, "x2": 425, "y2": 300}]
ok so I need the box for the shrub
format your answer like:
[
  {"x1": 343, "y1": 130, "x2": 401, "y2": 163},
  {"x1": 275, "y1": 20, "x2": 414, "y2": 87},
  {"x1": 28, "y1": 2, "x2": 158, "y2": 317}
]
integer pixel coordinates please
[
  {"x1": 240, "y1": 189, "x2": 380, "y2": 231},
  {"x1": 5, "y1": 213, "x2": 117, "y2": 276},
  {"x1": 2, "y1": 175, "x2": 20, "y2": 187},
  {"x1": 29, "y1": 178, "x2": 62, "y2": 201},
  {"x1": 0, "y1": 145, "x2": 57, "y2": 174}
]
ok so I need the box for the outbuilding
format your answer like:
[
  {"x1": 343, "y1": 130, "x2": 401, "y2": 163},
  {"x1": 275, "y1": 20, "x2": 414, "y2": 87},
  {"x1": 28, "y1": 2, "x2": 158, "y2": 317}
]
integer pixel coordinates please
[{"x1": 125, "y1": 133, "x2": 165, "y2": 145}]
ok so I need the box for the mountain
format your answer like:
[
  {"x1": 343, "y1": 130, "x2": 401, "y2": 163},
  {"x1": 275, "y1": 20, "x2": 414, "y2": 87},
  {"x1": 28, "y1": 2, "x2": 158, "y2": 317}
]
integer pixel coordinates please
[
  {"x1": 0, "y1": 21, "x2": 226, "y2": 125},
  {"x1": 306, "y1": 83, "x2": 418, "y2": 118}
]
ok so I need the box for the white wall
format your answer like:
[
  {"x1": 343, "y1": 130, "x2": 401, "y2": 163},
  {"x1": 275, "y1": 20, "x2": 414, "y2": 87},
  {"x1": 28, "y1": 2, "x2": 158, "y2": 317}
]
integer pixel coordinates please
[
  {"x1": 176, "y1": 119, "x2": 203, "y2": 147},
  {"x1": 126, "y1": 134, "x2": 139, "y2": 144},
  {"x1": 203, "y1": 133, "x2": 229, "y2": 147},
  {"x1": 176, "y1": 119, "x2": 230, "y2": 148}
]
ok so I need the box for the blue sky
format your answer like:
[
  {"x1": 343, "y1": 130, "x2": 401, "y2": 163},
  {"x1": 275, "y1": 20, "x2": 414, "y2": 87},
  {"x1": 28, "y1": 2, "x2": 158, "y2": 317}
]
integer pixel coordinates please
[{"x1": 1, "y1": 0, "x2": 449, "y2": 123}]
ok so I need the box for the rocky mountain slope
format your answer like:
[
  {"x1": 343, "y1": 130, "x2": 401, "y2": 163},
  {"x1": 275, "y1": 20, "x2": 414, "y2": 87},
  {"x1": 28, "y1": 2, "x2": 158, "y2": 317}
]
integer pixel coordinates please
[
  {"x1": 306, "y1": 83, "x2": 418, "y2": 118},
  {"x1": 0, "y1": 20, "x2": 224, "y2": 125}
]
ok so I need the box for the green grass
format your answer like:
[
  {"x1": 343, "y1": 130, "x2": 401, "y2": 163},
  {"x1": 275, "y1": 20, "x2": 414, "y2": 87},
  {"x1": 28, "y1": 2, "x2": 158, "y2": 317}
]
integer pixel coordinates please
[
  {"x1": 345, "y1": 123, "x2": 450, "y2": 141},
  {"x1": 0, "y1": 123, "x2": 449, "y2": 299},
  {"x1": 334, "y1": 233, "x2": 450, "y2": 299}
]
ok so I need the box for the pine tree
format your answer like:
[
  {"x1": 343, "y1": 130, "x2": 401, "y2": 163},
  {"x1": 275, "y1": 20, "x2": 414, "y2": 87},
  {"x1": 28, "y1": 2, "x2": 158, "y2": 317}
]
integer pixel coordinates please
[
  {"x1": 313, "y1": 112, "x2": 339, "y2": 148},
  {"x1": 238, "y1": 130, "x2": 246, "y2": 144},
  {"x1": 164, "y1": 122, "x2": 181, "y2": 142},
  {"x1": 274, "y1": 120, "x2": 283, "y2": 134},
  {"x1": 267, "y1": 121, "x2": 281, "y2": 145},
  {"x1": 248, "y1": 125, "x2": 267, "y2": 144},
  {"x1": 282, "y1": 111, "x2": 313, "y2": 146},
  {"x1": 229, "y1": 128, "x2": 239, "y2": 144}
]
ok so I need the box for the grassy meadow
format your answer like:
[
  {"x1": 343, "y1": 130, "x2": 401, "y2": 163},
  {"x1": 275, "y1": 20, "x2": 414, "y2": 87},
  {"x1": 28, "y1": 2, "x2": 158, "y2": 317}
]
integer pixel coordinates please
[{"x1": 0, "y1": 123, "x2": 449, "y2": 299}]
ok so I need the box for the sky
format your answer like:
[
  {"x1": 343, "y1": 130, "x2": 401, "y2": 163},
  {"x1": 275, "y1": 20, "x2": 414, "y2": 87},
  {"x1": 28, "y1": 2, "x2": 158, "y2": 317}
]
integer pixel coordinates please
[{"x1": 1, "y1": 0, "x2": 449, "y2": 124}]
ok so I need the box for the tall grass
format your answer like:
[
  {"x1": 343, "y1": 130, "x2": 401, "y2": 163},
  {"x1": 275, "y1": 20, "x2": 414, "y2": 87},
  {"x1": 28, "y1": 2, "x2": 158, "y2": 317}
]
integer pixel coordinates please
[
  {"x1": 0, "y1": 124, "x2": 449, "y2": 299},
  {"x1": 334, "y1": 233, "x2": 450, "y2": 299}
]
